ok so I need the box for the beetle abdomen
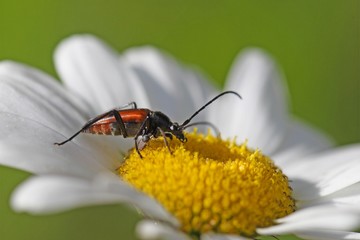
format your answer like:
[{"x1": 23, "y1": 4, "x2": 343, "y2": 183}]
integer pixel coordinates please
[
  {"x1": 83, "y1": 109, "x2": 150, "y2": 137},
  {"x1": 84, "y1": 122, "x2": 121, "y2": 136}
]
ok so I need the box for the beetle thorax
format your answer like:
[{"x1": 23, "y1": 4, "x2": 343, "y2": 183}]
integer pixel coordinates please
[
  {"x1": 150, "y1": 111, "x2": 173, "y2": 130},
  {"x1": 151, "y1": 111, "x2": 186, "y2": 142}
]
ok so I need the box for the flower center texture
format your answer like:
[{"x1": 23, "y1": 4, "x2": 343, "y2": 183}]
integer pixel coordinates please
[{"x1": 118, "y1": 132, "x2": 295, "y2": 238}]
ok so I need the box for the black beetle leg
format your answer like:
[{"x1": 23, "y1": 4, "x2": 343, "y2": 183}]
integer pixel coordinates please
[
  {"x1": 165, "y1": 133, "x2": 173, "y2": 140},
  {"x1": 134, "y1": 136, "x2": 143, "y2": 159},
  {"x1": 157, "y1": 127, "x2": 172, "y2": 154},
  {"x1": 111, "y1": 110, "x2": 128, "y2": 138},
  {"x1": 133, "y1": 115, "x2": 151, "y2": 158}
]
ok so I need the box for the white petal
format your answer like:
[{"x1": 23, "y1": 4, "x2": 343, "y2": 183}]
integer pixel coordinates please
[
  {"x1": 54, "y1": 34, "x2": 140, "y2": 112},
  {"x1": 273, "y1": 118, "x2": 333, "y2": 167},
  {"x1": 326, "y1": 183, "x2": 360, "y2": 206},
  {"x1": 208, "y1": 49, "x2": 289, "y2": 155},
  {"x1": 136, "y1": 221, "x2": 251, "y2": 240},
  {"x1": 202, "y1": 233, "x2": 250, "y2": 240},
  {"x1": 0, "y1": 112, "x2": 116, "y2": 176},
  {"x1": 285, "y1": 144, "x2": 360, "y2": 200},
  {"x1": 12, "y1": 174, "x2": 177, "y2": 225},
  {"x1": 0, "y1": 61, "x2": 92, "y2": 132},
  {"x1": 294, "y1": 230, "x2": 360, "y2": 240},
  {"x1": 12, "y1": 175, "x2": 101, "y2": 213},
  {"x1": 0, "y1": 61, "x2": 125, "y2": 169},
  {"x1": 258, "y1": 205, "x2": 360, "y2": 235},
  {"x1": 136, "y1": 220, "x2": 189, "y2": 240},
  {"x1": 299, "y1": 182, "x2": 360, "y2": 209},
  {"x1": 124, "y1": 47, "x2": 216, "y2": 121},
  {"x1": 316, "y1": 162, "x2": 360, "y2": 197}
]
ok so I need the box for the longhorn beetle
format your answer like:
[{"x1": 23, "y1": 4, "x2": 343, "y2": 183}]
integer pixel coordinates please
[{"x1": 54, "y1": 91, "x2": 242, "y2": 158}]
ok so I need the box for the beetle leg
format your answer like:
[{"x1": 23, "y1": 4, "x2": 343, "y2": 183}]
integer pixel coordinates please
[
  {"x1": 133, "y1": 115, "x2": 151, "y2": 158},
  {"x1": 134, "y1": 136, "x2": 143, "y2": 158},
  {"x1": 130, "y1": 102, "x2": 137, "y2": 109},
  {"x1": 165, "y1": 133, "x2": 173, "y2": 140},
  {"x1": 118, "y1": 102, "x2": 137, "y2": 110},
  {"x1": 157, "y1": 127, "x2": 172, "y2": 154},
  {"x1": 111, "y1": 110, "x2": 129, "y2": 138},
  {"x1": 136, "y1": 135, "x2": 149, "y2": 151},
  {"x1": 54, "y1": 128, "x2": 84, "y2": 146},
  {"x1": 54, "y1": 108, "x2": 123, "y2": 146}
]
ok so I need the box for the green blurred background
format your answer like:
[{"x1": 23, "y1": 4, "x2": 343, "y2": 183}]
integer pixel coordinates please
[{"x1": 0, "y1": 1, "x2": 359, "y2": 239}]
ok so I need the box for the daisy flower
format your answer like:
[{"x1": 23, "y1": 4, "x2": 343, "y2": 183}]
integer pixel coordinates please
[{"x1": 1, "y1": 34, "x2": 360, "y2": 240}]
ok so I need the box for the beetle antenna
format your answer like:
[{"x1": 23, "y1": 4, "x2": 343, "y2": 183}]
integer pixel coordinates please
[{"x1": 180, "y1": 91, "x2": 242, "y2": 128}]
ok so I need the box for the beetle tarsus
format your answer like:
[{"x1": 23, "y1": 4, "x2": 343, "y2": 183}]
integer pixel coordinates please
[
  {"x1": 54, "y1": 128, "x2": 84, "y2": 146},
  {"x1": 134, "y1": 137, "x2": 144, "y2": 158}
]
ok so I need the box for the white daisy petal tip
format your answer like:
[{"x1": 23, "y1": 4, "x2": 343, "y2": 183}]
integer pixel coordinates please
[
  {"x1": 234, "y1": 47, "x2": 274, "y2": 64},
  {"x1": 54, "y1": 34, "x2": 102, "y2": 70},
  {"x1": 229, "y1": 46, "x2": 289, "y2": 106},
  {"x1": 295, "y1": 230, "x2": 360, "y2": 240},
  {"x1": 54, "y1": 33, "x2": 116, "y2": 77},
  {"x1": 9, "y1": 175, "x2": 119, "y2": 215},
  {"x1": 257, "y1": 205, "x2": 360, "y2": 236},
  {"x1": 0, "y1": 60, "x2": 22, "y2": 72},
  {"x1": 201, "y1": 233, "x2": 250, "y2": 240},
  {"x1": 10, "y1": 175, "x2": 64, "y2": 214},
  {"x1": 54, "y1": 33, "x2": 143, "y2": 112},
  {"x1": 0, "y1": 60, "x2": 54, "y2": 84},
  {"x1": 136, "y1": 220, "x2": 190, "y2": 240},
  {"x1": 230, "y1": 47, "x2": 282, "y2": 79},
  {"x1": 54, "y1": 34, "x2": 105, "y2": 55},
  {"x1": 124, "y1": 45, "x2": 164, "y2": 59}
]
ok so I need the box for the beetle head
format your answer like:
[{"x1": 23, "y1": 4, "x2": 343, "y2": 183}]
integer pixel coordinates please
[{"x1": 170, "y1": 122, "x2": 187, "y2": 143}]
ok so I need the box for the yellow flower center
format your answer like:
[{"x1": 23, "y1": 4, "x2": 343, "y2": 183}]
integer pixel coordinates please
[{"x1": 118, "y1": 132, "x2": 295, "y2": 238}]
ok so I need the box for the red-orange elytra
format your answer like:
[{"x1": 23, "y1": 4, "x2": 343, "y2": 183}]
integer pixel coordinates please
[
  {"x1": 54, "y1": 91, "x2": 242, "y2": 158},
  {"x1": 84, "y1": 109, "x2": 150, "y2": 136}
]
